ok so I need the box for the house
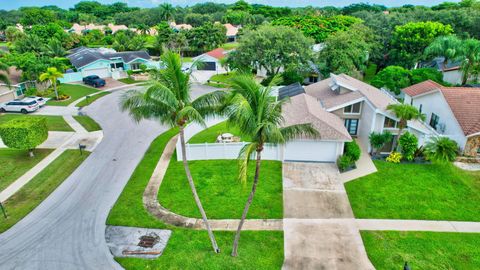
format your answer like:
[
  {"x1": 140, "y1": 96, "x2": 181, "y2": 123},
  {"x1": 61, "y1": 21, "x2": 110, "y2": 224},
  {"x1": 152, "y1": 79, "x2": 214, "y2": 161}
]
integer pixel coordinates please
[
  {"x1": 192, "y1": 48, "x2": 229, "y2": 71},
  {"x1": 420, "y1": 57, "x2": 464, "y2": 85},
  {"x1": 224, "y1": 23, "x2": 239, "y2": 42},
  {"x1": 66, "y1": 47, "x2": 158, "y2": 79},
  {"x1": 68, "y1": 23, "x2": 131, "y2": 35},
  {"x1": 169, "y1": 22, "x2": 193, "y2": 32},
  {"x1": 282, "y1": 73, "x2": 435, "y2": 154},
  {"x1": 403, "y1": 80, "x2": 480, "y2": 156},
  {"x1": 0, "y1": 67, "x2": 36, "y2": 103}
]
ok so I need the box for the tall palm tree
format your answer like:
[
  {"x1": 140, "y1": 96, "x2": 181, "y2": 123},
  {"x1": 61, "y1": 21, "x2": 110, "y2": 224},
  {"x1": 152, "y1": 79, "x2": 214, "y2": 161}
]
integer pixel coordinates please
[
  {"x1": 136, "y1": 24, "x2": 150, "y2": 35},
  {"x1": 159, "y1": 3, "x2": 175, "y2": 22},
  {"x1": 121, "y1": 51, "x2": 224, "y2": 253},
  {"x1": 39, "y1": 67, "x2": 63, "y2": 100},
  {"x1": 386, "y1": 103, "x2": 425, "y2": 151},
  {"x1": 0, "y1": 61, "x2": 10, "y2": 86},
  {"x1": 224, "y1": 74, "x2": 319, "y2": 257},
  {"x1": 425, "y1": 35, "x2": 462, "y2": 69},
  {"x1": 458, "y1": 38, "x2": 480, "y2": 84}
]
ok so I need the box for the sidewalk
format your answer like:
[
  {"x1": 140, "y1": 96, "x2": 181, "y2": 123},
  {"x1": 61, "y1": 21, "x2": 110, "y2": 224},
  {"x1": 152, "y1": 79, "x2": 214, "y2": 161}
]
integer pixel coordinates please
[
  {"x1": 357, "y1": 219, "x2": 480, "y2": 233},
  {"x1": 340, "y1": 139, "x2": 377, "y2": 183}
]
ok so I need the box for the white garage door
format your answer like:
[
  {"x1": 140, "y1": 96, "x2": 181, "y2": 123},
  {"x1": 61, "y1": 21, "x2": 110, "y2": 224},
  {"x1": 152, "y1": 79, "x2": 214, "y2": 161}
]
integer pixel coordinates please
[
  {"x1": 82, "y1": 68, "x2": 111, "y2": 78},
  {"x1": 284, "y1": 140, "x2": 340, "y2": 162}
]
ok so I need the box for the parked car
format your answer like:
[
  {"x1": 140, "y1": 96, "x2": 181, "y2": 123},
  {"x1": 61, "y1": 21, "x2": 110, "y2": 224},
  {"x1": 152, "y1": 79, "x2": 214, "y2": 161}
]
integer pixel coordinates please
[
  {"x1": 27, "y1": 96, "x2": 46, "y2": 107},
  {"x1": 0, "y1": 98, "x2": 39, "y2": 114},
  {"x1": 83, "y1": 75, "x2": 106, "y2": 88}
]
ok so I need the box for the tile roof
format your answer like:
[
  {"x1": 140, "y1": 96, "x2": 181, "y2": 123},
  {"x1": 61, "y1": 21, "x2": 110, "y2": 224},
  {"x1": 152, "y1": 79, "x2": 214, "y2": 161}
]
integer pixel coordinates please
[
  {"x1": 224, "y1": 23, "x2": 239, "y2": 37},
  {"x1": 402, "y1": 80, "x2": 443, "y2": 97},
  {"x1": 282, "y1": 94, "x2": 352, "y2": 141},
  {"x1": 206, "y1": 48, "x2": 227, "y2": 60},
  {"x1": 440, "y1": 87, "x2": 480, "y2": 136}
]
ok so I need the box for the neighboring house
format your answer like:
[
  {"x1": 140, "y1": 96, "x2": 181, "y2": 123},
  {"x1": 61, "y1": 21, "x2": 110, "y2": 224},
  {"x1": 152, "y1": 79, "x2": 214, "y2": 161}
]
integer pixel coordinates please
[
  {"x1": 192, "y1": 48, "x2": 229, "y2": 71},
  {"x1": 0, "y1": 67, "x2": 36, "y2": 103},
  {"x1": 420, "y1": 57, "x2": 464, "y2": 85},
  {"x1": 68, "y1": 23, "x2": 131, "y2": 35},
  {"x1": 169, "y1": 22, "x2": 193, "y2": 32},
  {"x1": 224, "y1": 23, "x2": 239, "y2": 42},
  {"x1": 403, "y1": 80, "x2": 480, "y2": 156},
  {"x1": 65, "y1": 47, "x2": 159, "y2": 81},
  {"x1": 280, "y1": 74, "x2": 435, "y2": 154}
]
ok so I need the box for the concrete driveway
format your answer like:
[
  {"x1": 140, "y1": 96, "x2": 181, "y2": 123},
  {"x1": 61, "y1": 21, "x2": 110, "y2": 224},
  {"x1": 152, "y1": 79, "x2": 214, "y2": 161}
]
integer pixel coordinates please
[{"x1": 282, "y1": 162, "x2": 374, "y2": 270}]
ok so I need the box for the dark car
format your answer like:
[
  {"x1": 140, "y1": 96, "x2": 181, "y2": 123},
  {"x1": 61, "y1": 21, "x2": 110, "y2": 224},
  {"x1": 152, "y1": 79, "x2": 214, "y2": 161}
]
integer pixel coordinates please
[{"x1": 83, "y1": 75, "x2": 106, "y2": 88}]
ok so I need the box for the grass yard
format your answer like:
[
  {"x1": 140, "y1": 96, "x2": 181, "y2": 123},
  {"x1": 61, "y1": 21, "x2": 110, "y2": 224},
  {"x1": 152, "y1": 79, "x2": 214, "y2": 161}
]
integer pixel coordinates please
[
  {"x1": 362, "y1": 231, "x2": 480, "y2": 269},
  {"x1": 118, "y1": 78, "x2": 148, "y2": 84},
  {"x1": 345, "y1": 161, "x2": 480, "y2": 221},
  {"x1": 46, "y1": 84, "x2": 99, "y2": 106},
  {"x1": 73, "y1": 115, "x2": 102, "y2": 132},
  {"x1": 76, "y1": 91, "x2": 111, "y2": 107},
  {"x1": 107, "y1": 128, "x2": 283, "y2": 270},
  {"x1": 0, "y1": 149, "x2": 53, "y2": 192},
  {"x1": 0, "y1": 114, "x2": 73, "y2": 131},
  {"x1": 206, "y1": 72, "x2": 236, "y2": 88},
  {"x1": 188, "y1": 121, "x2": 251, "y2": 143},
  {"x1": 221, "y1": 42, "x2": 239, "y2": 50},
  {"x1": 158, "y1": 154, "x2": 283, "y2": 219},
  {"x1": 0, "y1": 150, "x2": 89, "y2": 233}
]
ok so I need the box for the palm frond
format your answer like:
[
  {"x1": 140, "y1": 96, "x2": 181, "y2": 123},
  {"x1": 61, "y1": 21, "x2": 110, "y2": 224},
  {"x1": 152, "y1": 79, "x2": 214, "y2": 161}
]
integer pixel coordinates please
[
  {"x1": 237, "y1": 142, "x2": 258, "y2": 184},
  {"x1": 178, "y1": 105, "x2": 206, "y2": 127},
  {"x1": 191, "y1": 90, "x2": 227, "y2": 117},
  {"x1": 281, "y1": 123, "x2": 319, "y2": 141}
]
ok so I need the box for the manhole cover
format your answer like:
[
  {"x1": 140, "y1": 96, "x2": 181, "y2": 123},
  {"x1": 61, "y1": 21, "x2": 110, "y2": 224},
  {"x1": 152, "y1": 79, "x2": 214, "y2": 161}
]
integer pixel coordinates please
[{"x1": 138, "y1": 234, "x2": 158, "y2": 248}]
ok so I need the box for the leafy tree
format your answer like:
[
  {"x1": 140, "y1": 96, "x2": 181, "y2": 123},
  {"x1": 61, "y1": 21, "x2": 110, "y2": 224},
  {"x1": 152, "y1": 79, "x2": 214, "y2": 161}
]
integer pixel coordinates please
[
  {"x1": 319, "y1": 23, "x2": 378, "y2": 78},
  {"x1": 191, "y1": 2, "x2": 227, "y2": 14},
  {"x1": 185, "y1": 22, "x2": 226, "y2": 53},
  {"x1": 386, "y1": 104, "x2": 425, "y2": 150},
  {"x1": 5, "y1": 26, "x2": 24, "y2": 42},
  {"x1": 272, "y1": 15, "x2": 361, "y2": 43},
  {"x1": 369, "y1": 131, "x2": 393, "y2": 156},
  {"x1": 20, "y1": 7, "x2": 57, "y2": 26},
  {"x1": 46, "y1": 39, "x2": 66, "y2": 57},
  {"x1": 121, "y1": 51, "x2": 224, "y2": 253},
  {"x1": 221, "y1": 10, "x2": 254, "y2": 25},
  {"x1": 399, "y1": 131, "x2": 418, "y2": 161},
  {"x1": 224, "y1": 74, "x2": 318, "y2": 256},
  {"x1": 39, "y1": 67, "x2": 63, "y2": 100},
  {"x1": 342, "y1": 3, "x2": 387, "y2": 14},
  {"x1": 14, "y1": 35, "x2": 47, "y2": 55},
  {"x1": 390, "y1": 21, "x2": 453, "y2": 68},
  {"x1": 425, "y1": 136, "x2": 458, "y2": 163},
  {"x1": 0, "y1": 61, "x2": 10, "y2": 86},
  {"x1": 410, "y1": 68, "x2": 444, "y2": 84},
  {"x1": 184, "y1": 13, "x2": 213, "y2": 27},
  {"x1": 229, "y1": 25, "x2": 313, "y2": 76},
  {"x1": 371, "y1": 66, "x2": 411, "y2": 94},
  {"x1": 425, "y1": 35, "x2": 462, "y2": 69},
  {"x1": 459, "y1": 38, "x2": 480, "y2": 84},
  {"x1": 0, "y1": 118, "x2": 48, "y2": 157}
]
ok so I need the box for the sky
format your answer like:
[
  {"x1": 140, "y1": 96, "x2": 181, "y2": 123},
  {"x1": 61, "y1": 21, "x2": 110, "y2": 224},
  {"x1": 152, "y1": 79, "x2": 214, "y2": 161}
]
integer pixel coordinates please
[{"x1": 1, "y1": 0, "x2": 461, "y2": 10}]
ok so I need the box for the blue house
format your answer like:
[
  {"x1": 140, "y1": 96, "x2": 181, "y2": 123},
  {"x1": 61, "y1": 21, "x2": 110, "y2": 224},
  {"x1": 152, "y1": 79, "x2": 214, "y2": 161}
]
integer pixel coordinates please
[{"x1": 65, "y1": 47, "x2": 159, "y2": 80}]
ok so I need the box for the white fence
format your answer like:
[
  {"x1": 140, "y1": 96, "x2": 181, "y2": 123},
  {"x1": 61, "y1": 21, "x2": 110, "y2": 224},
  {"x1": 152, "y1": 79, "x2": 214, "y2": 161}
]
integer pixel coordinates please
[{"x1": 177, "y1": 142, "x2": 283, "y2": 161}]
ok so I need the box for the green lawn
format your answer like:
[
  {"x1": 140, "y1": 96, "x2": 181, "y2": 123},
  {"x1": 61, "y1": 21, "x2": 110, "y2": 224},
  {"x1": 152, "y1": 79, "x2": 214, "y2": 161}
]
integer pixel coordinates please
[
  {"x1": 345, "y1": 161, "x2": 480, "y2": 221},
  {"x1": 0, "y1": 149, "x2": 53, "y2": 192},
  {"x1": 46, "y1": 84, "x2": 99, "y2": 106},
  {"x1": 0, "y1": 150, "x2": 89, "y2": 233},
  {"x1": 118, "y1": 78, "x2": 148, "y2": 84},
  {"x1": 76, "y1": 91, "x2": 111, "y2": 108},
  {"x1": 73, "y1": 115, "x2": 102, "y2": 132},
  {"x1": 206, "y1": 72, "x2": 236, "y2": 88},
  {"x1": 221, "y1": 42, "x2": 239, "y2": 50},
  {"x1": 107, "y1": 128, "x2": 284, "y2": 270},
  {"x1": 188, "y1": 121, "x2": 251, "y2": 144},
  {"x1": 0, "y1": 114, "x2": 73, "y2": 131},
  {"x1": 362, "y1": 231, "x2": 480, "y2": 269},
  {"x1": 159, "y1": 154, "x2": 282, "y2": 219}
]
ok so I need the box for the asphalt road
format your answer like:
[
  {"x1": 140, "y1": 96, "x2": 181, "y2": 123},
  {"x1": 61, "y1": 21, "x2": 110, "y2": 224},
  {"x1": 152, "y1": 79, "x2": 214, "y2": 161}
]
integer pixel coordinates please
[{"x1": 0, "y1": 84, "x2": 218, "y2": 270}]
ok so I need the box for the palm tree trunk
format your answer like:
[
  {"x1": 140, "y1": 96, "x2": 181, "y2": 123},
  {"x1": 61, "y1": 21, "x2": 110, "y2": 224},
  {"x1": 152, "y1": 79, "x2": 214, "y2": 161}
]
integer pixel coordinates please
[
  {"x1": 53, "y1": 80, "x2": 59, "y2": 100},
  {"x1": 231, "y1": 149, "x2": 262, "y2": 257},
  {"x1": 179, "y1": 127, "x2": 220, "y2": 253},
  {"x1": 392, "y1": 127, "x2": 403, "y2": 152}
]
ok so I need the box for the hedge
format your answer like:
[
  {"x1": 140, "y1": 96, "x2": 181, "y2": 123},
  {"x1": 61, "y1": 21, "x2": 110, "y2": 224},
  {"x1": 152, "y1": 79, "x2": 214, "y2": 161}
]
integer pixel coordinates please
[{"x1": 0, "y1": 117, "x2": 48, "y2": 155}]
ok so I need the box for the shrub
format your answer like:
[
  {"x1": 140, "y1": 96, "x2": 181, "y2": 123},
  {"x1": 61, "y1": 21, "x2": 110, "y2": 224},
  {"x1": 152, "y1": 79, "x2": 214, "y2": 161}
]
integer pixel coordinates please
[
  {"x1": 0, "y1": 117, "x2": 48, "y2": 157},
  {"x1": 399, "y1": 131, "x2": 418, "y2": 161},
  {"x1": 386, "y1": 152, "x2": 402, "y2": 163},
  {"x1": 140, "y1": 64, "x2": 148, "y2": 73},
  {"x1": 344, "y1": 140, "x2": 361, "y2": 162},
  {"x1": 24, "y1": 87, "x2": 37, "y2": 96},
  {"x1": 127, "y1": 70, "x2": 134, "y2": 78},
  {"x1": 369, "y1": 131, "x2": 392, "y2": 156},
  {"x1": 337, "y1": 154, "x2": 353, "y2": 172},
  {"x1": 425, "y1": 136, "x2": 458, "y2": 163}
]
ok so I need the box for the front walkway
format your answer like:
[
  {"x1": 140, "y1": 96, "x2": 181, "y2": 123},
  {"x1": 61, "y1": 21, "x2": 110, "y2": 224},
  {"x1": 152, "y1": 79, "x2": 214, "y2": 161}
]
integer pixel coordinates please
[
  {"x1": 340, "y1": 139, "x2": 377, "y2": 183},
  {"x1": 282, "y1": 162, "x2": 375, "y2": 270}
]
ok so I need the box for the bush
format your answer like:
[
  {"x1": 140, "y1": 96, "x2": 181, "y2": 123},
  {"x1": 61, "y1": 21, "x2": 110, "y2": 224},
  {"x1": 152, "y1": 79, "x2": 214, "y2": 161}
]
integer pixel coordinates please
[
  {"x1": 337, "y1": 154, "x2": 353, "y2": 172},
  {"x1": 386, "y1": 152, "x2": 402, "y2": 163},
  {"x1": 399, "y1": 132, "x2": 418, "y2": 161},
  {"x1": 24, "y1": 87, "x2": 37, "y2": 96},
  {"x1": 344, "y1": 140, "x2": 361, "y2": 162},
  {"x1": 425, "y1": 136, "x2": 458, "y2": 163},
  {"x1": 0, "y1": 117, "x2": 48, "y2": 156},
  {"x1": 369, "y1": 131, "x2": 393, "y2": 156}
]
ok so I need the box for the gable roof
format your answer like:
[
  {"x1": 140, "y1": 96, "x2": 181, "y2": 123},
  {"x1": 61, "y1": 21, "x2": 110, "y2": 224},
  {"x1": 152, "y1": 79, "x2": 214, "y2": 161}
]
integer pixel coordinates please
[
  {"x1": 206, "y1": 48, "x2": 227, "y2": 60},
  {"x1": 67, "y1": 48, "x2": 151, "y2": 69},
  {"x1": 278, "y1": 83, "x2": 305, "y2": 100},
  {"x1": 224, "y1": 23, "x2": 239, "y2": 37},
  {"x1": 282, "y1": 94, "x2": 352, "y2": 141},
  {"x1": 402, "y1": 80, "x2": 443, "y2": 97}
]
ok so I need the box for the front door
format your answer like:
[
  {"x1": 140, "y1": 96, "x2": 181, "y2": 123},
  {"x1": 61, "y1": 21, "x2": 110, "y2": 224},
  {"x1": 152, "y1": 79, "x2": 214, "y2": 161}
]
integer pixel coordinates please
[{"x1": 344, "y1": 119, "x2": 359, "y2": 136}]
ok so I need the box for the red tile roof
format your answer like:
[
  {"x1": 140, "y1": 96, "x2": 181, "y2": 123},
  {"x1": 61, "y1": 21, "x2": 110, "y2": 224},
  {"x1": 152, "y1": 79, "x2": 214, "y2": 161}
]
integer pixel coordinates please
[
  {"x1": 402, "y1": 80, "x2": 443, "y2": 97},
  {"x1": 206, "y1": 48, "x2": 227, "y2": 60},
  {"x1": 440, "y1": 87, "x2": 480, "y2": 136}
]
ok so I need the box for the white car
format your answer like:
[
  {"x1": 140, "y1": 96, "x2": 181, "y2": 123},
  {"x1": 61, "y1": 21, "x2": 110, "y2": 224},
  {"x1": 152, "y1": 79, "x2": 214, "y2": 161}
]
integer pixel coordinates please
[
  {"x1": 27, "y1": 96, "x2": 46, "y2": 107},
  {"x1": 0, "y1": 98, "x2": 39, "y2": 114}
]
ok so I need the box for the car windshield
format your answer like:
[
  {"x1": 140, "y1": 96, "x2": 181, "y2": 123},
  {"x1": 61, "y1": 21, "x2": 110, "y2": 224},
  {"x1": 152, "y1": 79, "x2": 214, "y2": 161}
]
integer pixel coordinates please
[{"x1": 25, "y1": 101, "x2": 37, "y2": 105}]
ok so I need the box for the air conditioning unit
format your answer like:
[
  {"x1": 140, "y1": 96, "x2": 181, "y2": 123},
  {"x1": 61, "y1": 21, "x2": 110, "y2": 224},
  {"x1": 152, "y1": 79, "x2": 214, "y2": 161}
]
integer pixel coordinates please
[{"x1": 438, "y1": 123, "x2": 446, "y2": 134}]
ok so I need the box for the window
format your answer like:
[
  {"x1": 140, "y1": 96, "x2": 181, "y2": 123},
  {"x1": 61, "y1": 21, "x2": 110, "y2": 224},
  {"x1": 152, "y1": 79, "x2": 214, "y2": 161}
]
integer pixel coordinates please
[
  {"x1": 430, "y1": 113, "x2": 440, "y2": 129},
  {"x1": 343, "y1": 102, "x2": 361, "y2": 114},
  {"x1": 419, "y1": 104, "x2": 423, "y2": 114},
  {"x1": 130, "y1": 63, "x2": 141, "y2": 70},
  {"x1": 110, "y1": 62, "x2": 124, "y2": 69},
  {"x1": 384, "y1": 117, "x2": 398, "y2": 128},
  {"x1": 309, "y1": 76, "x2": 318, "y2": 83}
]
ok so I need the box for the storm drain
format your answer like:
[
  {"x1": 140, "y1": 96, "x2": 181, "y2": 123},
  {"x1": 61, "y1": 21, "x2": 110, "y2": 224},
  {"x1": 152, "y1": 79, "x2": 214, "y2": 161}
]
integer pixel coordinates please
[{"x1": 138, "y1": 234, "x2": 159, "y2": 248}]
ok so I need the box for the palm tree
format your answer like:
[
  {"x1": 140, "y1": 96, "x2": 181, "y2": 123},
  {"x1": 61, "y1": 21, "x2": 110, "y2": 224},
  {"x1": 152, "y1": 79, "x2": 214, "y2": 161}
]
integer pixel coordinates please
[
  {"x1": 425, "y1": 35, "x2": 462, "y2": 69},
  {"x1": 425, "y1": 136, "x2": 458, "y2": 163},
  {"x1": 47, "y1": 39, "x2": 66, "y2": 57},
  {"x1": 159, "y1": 3, "x2": 175, "y2": 22},
  {"x1": 121, "y1": 51, "x2": 224, "y2": 253},
  {"x1": 136, "y1": 24, "x2": 150, "y2": 35},
  {"x1": 224, "y1": 74, "x2": 318, "y2": 257},
  {"x1": 386, "y1": 103, "x2": 425, "y2": 151},
  {"x1": 458, "y1": 39, "x2": 480, "y2": 85},
  {"x1": 39, "y1": 67, "x2": 63, "y2": 100},
  {"x1": 0, "y1": 61, "x2": 10, "y2": 86}
]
